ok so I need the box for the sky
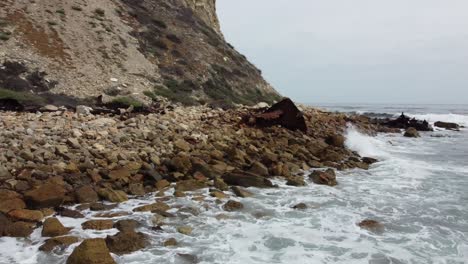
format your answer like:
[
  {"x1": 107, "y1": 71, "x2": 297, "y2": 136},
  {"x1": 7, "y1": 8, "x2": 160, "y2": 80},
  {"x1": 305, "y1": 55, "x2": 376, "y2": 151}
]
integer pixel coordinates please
[{"x1": 217, "y1": 0, "x2": 468, "y2": 104}]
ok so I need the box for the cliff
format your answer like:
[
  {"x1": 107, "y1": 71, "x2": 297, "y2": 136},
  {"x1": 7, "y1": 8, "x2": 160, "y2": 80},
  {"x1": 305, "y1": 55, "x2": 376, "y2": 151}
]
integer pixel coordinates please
[{"x1": 0, "y1": 0, "x2": 280, "y2": 107}]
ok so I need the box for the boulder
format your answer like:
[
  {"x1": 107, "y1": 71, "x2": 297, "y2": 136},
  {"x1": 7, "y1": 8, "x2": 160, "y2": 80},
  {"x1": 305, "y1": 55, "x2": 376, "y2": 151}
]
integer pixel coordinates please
[
  {"x1": 175, "y1": 179, "x2": 207, "y2": 192},
  {"x1": 3, "y1": 221, "x2": 35, "y2": 237},
  {"x1": 174, "y1": 139, "x2": 191, "y2": 152},
  {"x1": 0, "y1": 197, "x2": 26, "y2": 214},
  {"x1": 248, "y1": 161, "x2": 269, "y2": 177},
  {"x1": 105, "y1": 231, "x2": 148, "y2": 255},
  {"x1": 164, "y1": 238, "x2": 178, "y2": 247},
  {"x1": 8, "y1": 209, "x2": 44, "y2": 222},
  {"x1": 156, "y1": 179, "x2": 171, "y2": 190},
  {"x1": 404, "y1": 127, "x2": 420, "y2": 138},
  {"x1": 97, "y1": 188, "x2": 128, "y2": 203},
  {"x1": 114, "y1": 219, "x2": 139, "y2": 232},
  {"x1": 362, "y1": 157, "x2": 378, "y2": 164},
  {"x1": 170, "y1": 155, "x2": 192, "y2": 174},
  {"x1": 24, "y1": 184, "x2": 66, "y2": 209},
  {"x1": 223, "y1": 200, "x2": 244, "y2": 211},
  {"x1": 325, "y1": 134, "x2": 345, "y2": 148},
  {"x1": 286, "y1": 176, "x2": 306, "y2": 187},
  {"x1": 382, "y1": 113, "x2": 433, "y2": 131},
  {"x1": 82, "y1": 220, "x2": 114, "y2": 230},
  {"x1": 292, "y1": 203, "x2": 307, "y2": 210},
  {"x1": 75, "y1": 185, "x2": 99, "y2": 203},
  {"x1": 434, "y1": 121, "x2": 459, "y2": 130},
  {"x1": 309, "y1": 169, "x2": 337, "y2": 186},
  {"x1": 0, "y1": 165, "x2": 12, "y2": 180},
  {"x1": 128, "y1": 183, "x2": 145, "y2": 196},
  {"x1": 177, "y1": 226, "x2": 193, "y2": 235},
  {"x1": 42, "y1": 217, "x2": 70, "y2": 237},
  {"x1": 66, "y1": 238, "x2": 116, "y2": 264},
  {"x1": 244, "y1": 98, "x2": 307, "y2": 132},
  {"x1": 39, "y1": 236, "x2": 79, "y2": 252},
  {"x1": 358, "y1": 219, "x2": 384, "y2": 233},
  {"x1": 133, "y1": 202, "x2": 170, "y2": 212},
  {"x1": 57, "y1": 207, "x2": 85, "y2": 218},
  {"x1": 222, "y1": 172, "x2": 274, "y2": 188},
  {"x1": 231, "y1": 186, "x2": 253, "y2": 198},
  {"x1": 213, "y1": 177, "x2": 229, "y2": 191},
  {"x1": 108, "y1": 168, "x2": 131, "y2": 181}
]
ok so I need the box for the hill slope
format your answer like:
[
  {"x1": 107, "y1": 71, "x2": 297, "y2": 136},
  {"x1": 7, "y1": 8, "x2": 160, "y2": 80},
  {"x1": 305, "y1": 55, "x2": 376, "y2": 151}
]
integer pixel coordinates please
[{"x1": 0, "y1": 0, "x2": 280, "y2": 106}]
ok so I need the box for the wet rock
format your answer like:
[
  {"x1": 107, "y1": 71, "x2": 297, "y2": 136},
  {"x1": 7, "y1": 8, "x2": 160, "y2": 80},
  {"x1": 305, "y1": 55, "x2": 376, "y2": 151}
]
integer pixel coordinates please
[
  {"x1": 89, "y1": 203, "x2": 118, "y2": 211},
  {"x1": 309, "y1": 169, "x2": 337, "y2": 186},
  {"x1": 292, "y1": 203, "x2": 307, "y2": 210},
  {"x1": 382, "y1": 113, "x2": 433, "y2": 131},
  {"x1": 66, "y1": 238, "x2": 116, "y2": 264},
  {"x1": 358, "y1": 219, "x2": 384, "y2": 233},
  {"x1": 97, "y1": 188, "x2": 128, "y2": 203},
  {"x1": 222, "y1": 172, "x2": 274, "y2": 188},
  {"x1": 155, "y1": 179, "x2": 171, "y2": 190},
  {"x1": 128, "y1": 183, "x2": 146, "y2": 196},
  {"x1": 75, "y1": 185, "x2": 99, "y2": 203},
  {"x1": 177, "y1": 253, "x2": 199, "y2": 263},
  {"x1": 82, "y1": 220, "x2": 114, "y2": 230},
  {"x1": 42, "y1": 217, "x2": 71, "y2": 237},
  {"x1": 133, "y1": 202, "x2": 170, "y2": 212},
  {"x1": 223, "y1": 200, "x2": 244, "y2": 211},
  {"x1": 231, "y1": 186, "x2": 253, "y2": 198},
  {"x1": 248, "y1": 161, "x2": 269, "y2": 177},
  {"x1": 214, "y1": 177, "x2": 229, "y2": 191},
  {"x1": 177, "y1": 226, "x2": 193, "y2": 235},
  {"x1": 325, "y1": 134, "x2": 345, "y2": 148},
  {"x1": 362, "y1": 157, "x2": 378, "y2": 164},
  {"x1": 245, "y1": 98, "x2": 307, "y2": 132},
  {"x1": 0, "y1": 197, "x2": 26, "y2": 213},
  {"x1": 24, "y1": 184, "x2": 66, "y2": 209},
  {"x1": 105, "y1": 231, "x2": 148, "y2": 255},
  {"x1": 39, "y1": 236, "x2": 79, "y2": 252},
  {"x1": 404, "y1": 127, "x2": 420, "y2": 138},
  {"x1": 3, "y1": 221, "x2": 35, "y2": 237},
  {"x1": 164, "y1": 238, "x2": 178, "y2": 247},
  {"x1": 210, "y1": 190, "x2": 227, "y2": 199},
  {"x1": 114, "y1": 219, "x2": 139, "y2": 232},
  {"x1": 286, "y1": 176, "x2": 306, "y2": 187},
  {"x1": 8, "y1": 209, "x2": 44, "y2": 222},
  {"x1": 434, "y1": 121, "x2": 459, "y2": 130},
  {"x1": 57, "y1": 207, "x2": 85, "y2": 218},
  {"x1": 175, "y1": 179, "x2": 207, "y2": 192}
]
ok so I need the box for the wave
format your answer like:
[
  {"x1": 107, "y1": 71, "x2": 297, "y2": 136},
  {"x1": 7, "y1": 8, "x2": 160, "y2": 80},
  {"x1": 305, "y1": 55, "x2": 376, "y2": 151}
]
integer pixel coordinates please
[
  {"x1": 402, "y1": 113, "x2": 468, "y2": 127},
  {"x1": 344, "y1": 125, "x2": 390, "y2": 158}
]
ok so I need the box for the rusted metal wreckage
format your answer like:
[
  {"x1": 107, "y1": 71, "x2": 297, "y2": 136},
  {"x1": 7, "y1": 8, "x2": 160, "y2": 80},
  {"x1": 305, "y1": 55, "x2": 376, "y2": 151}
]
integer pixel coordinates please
[{"x1": 243, "y1": 98, "x2": 308, "y2": 133}]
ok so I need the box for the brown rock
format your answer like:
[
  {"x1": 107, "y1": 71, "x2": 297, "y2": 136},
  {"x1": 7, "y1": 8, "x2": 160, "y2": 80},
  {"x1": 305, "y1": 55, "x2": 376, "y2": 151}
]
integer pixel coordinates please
[
  {"x1": 231, "y1": 186, "x2": 253, "y2": 198},
  {"x1": 164, "y1": 238, "x2": 178, "y2": 247},
  {"x1": 174, "y1": 139, "x2": 191, "y2": 152},
  {"x1": 248, "y1": 161, "x2": 269, "y2": 177},
  {"x1": 155, "y1": 179, "x2": 171, "y2": 190},
  {"x1": 67, "y1": 238, "x2": 116, "y2": 264},
  {"x1": 214, "y1": 177, "x2": 229, "y2": 191},
  {"x1": 42, "y1": 217, "x2": 70, "y2": 237},
  {"x1": 39, "y1": 236, "x2": 79, "y2": 252},
  {"x1": 8, "y1": 209, "x2": 44, "y2": 222},
  {"x1": 108, "y1": 168, "x2": 131, "y2": 181},
  {"x1": 24, "y1": 184, "x2": 66, "y2": 209},
  {"x1": 358, "y1": 219, "x2": 384, "y2": 233},
  {"x1": 106, "y1": 231, "x2": 148, "y2": 255},
  {"x1": 170, "y1": 155, "x2": 192, "y2": 174},
  {"x1": 128, "y1": 183, "x2": 145, "y2": 196},
  {"x1": 75, "y1": 185, "x2": 99, "y2": 203},
  {"x1": 82, "y1": 220, "x2": 114, "y2": 230},
  {"x1": 4, "y1": 221, "x2": 35, "y2": 237},
  {"x1": 222, "y1": 172, "x2": 274, "y2": 188},
  {"x1": 114, "y1": 219, "x2": 139, "y2": 232},
  {"x1": 57, "y1": 208, "x2": 85, "y2": 218},
  {"x1": 175, "y1": 179, "x2": 207, "y2": 192},
  {"x1": 177, "y1": 226, "x2": 193, "y2": 235},
  {"x1": 133, "y1": 202, "x2": 170, "y2": 212},
  {"x1": 404, "y1": 127, "x2": 420, "y2": 138},
  {"x1": 310, "y1": 169, "x2": 337, "y2": 186},
  {"x1": 97, "y1": 188, "x2": 128, "y2": 203},
  {"x1": 292, "y1": 203, "x2": 307, "y2": 210},
  {"x1": 326, "y1": 134, "x2": 345, "y2": 148},
  {"x1": 210, "y1": 190, "x2": 227, "y2": 199},
  {"x1": 0, "y1": 198, "x2": 26, "y2": 213},
  {"x1": 286, "y1": 176, "x2": 306, "y2": 187},
  {"x1": 223, "y1": 200, "x2": 244, "y2": 211}
]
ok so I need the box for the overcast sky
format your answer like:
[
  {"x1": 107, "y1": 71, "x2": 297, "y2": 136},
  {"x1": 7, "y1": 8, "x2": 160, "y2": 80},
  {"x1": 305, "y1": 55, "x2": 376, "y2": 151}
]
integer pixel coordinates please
[{"x1": 217, "y1": 0, "x2": 468, "y2": 104}]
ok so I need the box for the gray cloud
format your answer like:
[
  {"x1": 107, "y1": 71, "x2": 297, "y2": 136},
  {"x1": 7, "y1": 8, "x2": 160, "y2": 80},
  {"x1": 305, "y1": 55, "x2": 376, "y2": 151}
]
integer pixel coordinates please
[{"x1": 217, "y1": 0, "x2": 468, "y2": 104}]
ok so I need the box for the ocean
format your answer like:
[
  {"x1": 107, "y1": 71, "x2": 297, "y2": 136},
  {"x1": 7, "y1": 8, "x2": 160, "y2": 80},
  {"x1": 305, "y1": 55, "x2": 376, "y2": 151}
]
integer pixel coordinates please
[{"x1": 1, "y1": 104, "x2": 467, "y2": 264}]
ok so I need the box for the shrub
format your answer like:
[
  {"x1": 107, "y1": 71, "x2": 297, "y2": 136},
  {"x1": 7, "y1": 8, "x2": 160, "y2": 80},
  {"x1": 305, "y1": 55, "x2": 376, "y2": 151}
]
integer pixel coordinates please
[
  {"x1": 110, "y1": 96, "x2": 144, "y2": 108},
  {"x1": 166, "y1": 34, "x2": 182, "y2": 44},
  {"x1": 152, "y1": 19, "x2": 167, "y2": 29},
  {"x1": 56, "y1": 9, "x2": 65, "y2": 15},
  {"x1": 0, "y1": 88, "x2": 46, "y2": 105},
  {"x1": 94, "y1": 8, "x2": 105, "y2": 17},
  {"x1": 0, "y1": 32, "x2": 10, "y2": 41},
  {"x1": 71, "y1": 6, "x2": 83, "y2": 11}
]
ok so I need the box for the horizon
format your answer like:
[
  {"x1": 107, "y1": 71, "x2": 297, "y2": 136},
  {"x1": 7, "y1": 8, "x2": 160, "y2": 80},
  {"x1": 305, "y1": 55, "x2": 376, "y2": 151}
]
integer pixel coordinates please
[{"x1": 218, "y1": 0, "x2": 468, "y2": 105}]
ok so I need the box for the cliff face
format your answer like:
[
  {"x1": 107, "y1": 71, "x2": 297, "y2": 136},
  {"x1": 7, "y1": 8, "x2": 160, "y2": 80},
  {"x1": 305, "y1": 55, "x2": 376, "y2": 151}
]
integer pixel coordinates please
[{"x1": 0, "y1": 0, "x2": 280, "y2": 106}]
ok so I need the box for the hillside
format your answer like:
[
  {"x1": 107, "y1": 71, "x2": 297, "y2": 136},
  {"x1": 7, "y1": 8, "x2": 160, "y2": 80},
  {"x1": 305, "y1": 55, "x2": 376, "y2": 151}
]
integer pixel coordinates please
[{"x1": 0, "y1": 0, "x2": 280, "y2": 107}]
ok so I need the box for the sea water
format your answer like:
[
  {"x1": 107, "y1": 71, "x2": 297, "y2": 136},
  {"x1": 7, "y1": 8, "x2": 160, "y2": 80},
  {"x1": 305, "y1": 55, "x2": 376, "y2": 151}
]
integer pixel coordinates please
[{"x1": 1, "y1": 104, "x2": 467, "y2": 264}]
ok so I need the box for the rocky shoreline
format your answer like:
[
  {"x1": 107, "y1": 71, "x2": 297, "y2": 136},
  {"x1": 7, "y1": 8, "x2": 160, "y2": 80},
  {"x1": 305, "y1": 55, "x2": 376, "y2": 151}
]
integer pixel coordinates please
[{"x1": 0, "y1": 99, "x2": 422, "y2": 263}]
